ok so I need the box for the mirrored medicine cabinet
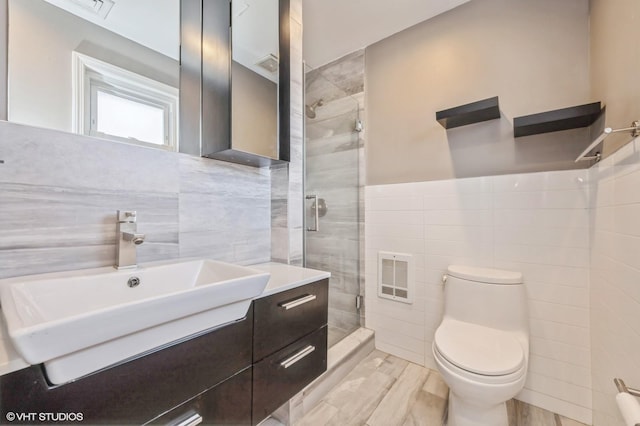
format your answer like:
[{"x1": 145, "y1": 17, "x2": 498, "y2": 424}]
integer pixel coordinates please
[{"x1": 6, "y1": 0, "x2": 290, "y2": 167}]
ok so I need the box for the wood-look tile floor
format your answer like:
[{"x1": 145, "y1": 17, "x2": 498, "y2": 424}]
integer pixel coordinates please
[{"x1": 293, "y1": 350, "x2": 588, "y2": 426}]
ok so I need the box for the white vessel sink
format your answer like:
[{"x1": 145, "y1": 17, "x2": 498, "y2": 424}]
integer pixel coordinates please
[{"x1": 0, "y1": 259, "x2": 270, "y2": 384}]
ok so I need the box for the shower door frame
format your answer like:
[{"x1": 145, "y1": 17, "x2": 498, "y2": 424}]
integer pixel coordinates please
[{"x1": 302, "y1": 62, "x2": 363, "y2": 346}]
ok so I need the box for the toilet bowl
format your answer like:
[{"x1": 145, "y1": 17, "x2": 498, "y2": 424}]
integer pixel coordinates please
[{"x1": 433, "y1": 265, "x2": 529, "y2": 426}]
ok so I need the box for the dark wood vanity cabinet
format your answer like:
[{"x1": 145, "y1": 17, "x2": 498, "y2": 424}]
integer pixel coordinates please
[
  {"x1": 252, "y1": 279, "x2": 329, "y2": 425},
  {"x1": 0, "y1": 279, "x2": 329, "y2": 425},
  {"x1": 0, "y1": 310, "x2": 254, "y2": 425}
]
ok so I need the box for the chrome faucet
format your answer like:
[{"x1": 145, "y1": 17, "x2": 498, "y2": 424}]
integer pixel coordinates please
[{"x1": 115, "y1": 210, "x2": 145, "y2": 269}]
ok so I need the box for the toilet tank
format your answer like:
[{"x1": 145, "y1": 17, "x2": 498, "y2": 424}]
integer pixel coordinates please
[{"x1": 443, "y1": 265, "x2": 528, "y2": 333}]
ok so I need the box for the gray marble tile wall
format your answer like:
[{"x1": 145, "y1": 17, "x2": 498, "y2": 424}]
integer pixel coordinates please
[
  {"x1": 0, "y1": 121, "x2": 271, "y2": 279},
  {"x1": 177, "y1": 155, "x2": 271, "y2": 263},
  {"x1": 271, "y1": 164, "x2": 290, "y2": 263},
  {"x1": 271, "y1": 0, "x2": 304, "y2": 266},
  {"x1": 303, "y1": 49, "x2": 365, "y2": 341}
]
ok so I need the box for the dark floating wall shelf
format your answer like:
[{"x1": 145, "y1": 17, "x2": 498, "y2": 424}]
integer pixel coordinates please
[
  {"x1": 514, "y1": 102, "x2": 602, "y2": 138},
  {"x1": 436, "y1": 96, "x2": 500, "y2": 129}
]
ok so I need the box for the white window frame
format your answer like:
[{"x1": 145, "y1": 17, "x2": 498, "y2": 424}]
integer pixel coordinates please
[{"x1": 72, "y1": 52, "x2": 179, "y2": 151}]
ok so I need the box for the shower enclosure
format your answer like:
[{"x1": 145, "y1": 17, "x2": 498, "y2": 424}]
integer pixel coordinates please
[{"x1": 303, "y1": 55, "x2": 364, "y2": 347}]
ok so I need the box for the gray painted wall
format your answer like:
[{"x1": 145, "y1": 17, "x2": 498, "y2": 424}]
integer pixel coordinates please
[{"x1": 365, "y1": 0, "x2": 592, "y2": 185}]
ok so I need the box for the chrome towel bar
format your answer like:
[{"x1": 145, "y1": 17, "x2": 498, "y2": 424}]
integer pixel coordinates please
[
  {"x1": 575, "y1": 120, "x2": 640, "y2": 163},
  {"x1": 615, "y1": 378, "x2": 640, "y2": 398}
]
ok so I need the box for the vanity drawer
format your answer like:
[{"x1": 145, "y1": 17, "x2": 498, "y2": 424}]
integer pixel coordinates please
[
  {"x1": 147, "y1": 367, "x2": 252, "y2": 425},
  {"x1": 253, "y1": 279, "x2": 328, "y2": 361},
  {"x1": 252, "y1": 326, "x2": 327, "y2": 424}
]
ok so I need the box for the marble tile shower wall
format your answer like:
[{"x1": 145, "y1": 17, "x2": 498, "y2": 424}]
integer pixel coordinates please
[
  {"x1": 365, "y1": 169, "x2": 592, "y2": 424},
  {"x1": 589, "y1": 138, "x2": 640, "y2": 426},
  {"x1": 0, "y1": 121, "x2": 271, "y2": 279},
  {"x1": 304, "y1": 50, "x2": 365, "y2": 339}
]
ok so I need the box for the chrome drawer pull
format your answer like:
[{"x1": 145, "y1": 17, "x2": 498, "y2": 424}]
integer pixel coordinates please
[
  {"x1": 280, "y1": 345, "x2": 316, "y2": 369},
  {"x1": 167, "y1": 410, "x2": 202, "y2": 426},
  {"x1": 279, "y1": 294, "x2": 317, "y2": 310}
]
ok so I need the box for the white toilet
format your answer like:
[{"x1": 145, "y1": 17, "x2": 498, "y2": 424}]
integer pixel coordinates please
[{"x1": 433, "y1": 265, "x2": 529, "y2": 426}]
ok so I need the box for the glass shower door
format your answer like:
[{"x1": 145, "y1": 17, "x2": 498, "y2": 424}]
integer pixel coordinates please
[{"x1": 304, "y1": 71, "x2": 362, "y2": 348}]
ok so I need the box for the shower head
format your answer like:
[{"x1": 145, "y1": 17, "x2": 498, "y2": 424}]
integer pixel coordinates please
[{"x1": 305, "y1": 99, "x2": 324, "y2": 119}]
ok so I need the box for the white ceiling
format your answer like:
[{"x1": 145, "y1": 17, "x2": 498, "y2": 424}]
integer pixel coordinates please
[
  {"x1": 43, "y1": 0, "x2": 179, "y2": 59},
  {"x1": 41, "y1": 0, "x2": 471, "y2": 75},
  {"x1": 303, "y1": 0, "x2": 471, "y2": 69},
  {"x1": 233, "y1": 0, "x2": 280, "y2": 82}
]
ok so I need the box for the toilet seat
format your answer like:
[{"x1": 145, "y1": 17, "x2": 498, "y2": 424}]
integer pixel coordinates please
[
  {"x1": 433, "y1": 343, "x2": 526, "y2": 385},
  {"x1": 434, "y1": 319, "x2": 525, "y2": 382}
]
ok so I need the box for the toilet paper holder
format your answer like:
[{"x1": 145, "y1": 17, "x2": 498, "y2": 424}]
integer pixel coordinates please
[{"x1": 615, "y1": 378, "x2": 640, "y2": 398}]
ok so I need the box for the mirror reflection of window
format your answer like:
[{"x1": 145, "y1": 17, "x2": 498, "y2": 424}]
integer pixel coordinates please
[
  {"x1": 74, "y1": 53, "x2": 178, "y2": 150},
  {"x1": 94, "y1": 90, "x2": 167, "y2": 147},
  {"x1": 7, "y1": 0, "x2": 180, "y2": 149}
]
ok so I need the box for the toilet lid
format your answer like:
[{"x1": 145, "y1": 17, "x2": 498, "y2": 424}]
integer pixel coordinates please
[{"x1": 434, "y1": 320, "x2": 525, "y2": 376}]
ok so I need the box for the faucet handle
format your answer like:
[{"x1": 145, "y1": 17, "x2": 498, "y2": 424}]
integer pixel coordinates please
[{"x1": 117, "y1": 210, "x2": 137, "y2": 223}]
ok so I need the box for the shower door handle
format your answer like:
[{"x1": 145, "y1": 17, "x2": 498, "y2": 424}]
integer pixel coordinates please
[{"x1": 306, "y1": 194, "x2": 319, "y2": 232}]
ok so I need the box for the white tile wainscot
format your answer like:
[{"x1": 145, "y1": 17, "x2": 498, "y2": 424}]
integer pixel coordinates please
[{"x1": 364, "y1": 169, "x2": 592, "y2": 425}]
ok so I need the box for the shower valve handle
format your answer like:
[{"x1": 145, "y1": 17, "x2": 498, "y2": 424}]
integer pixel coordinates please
[{"x1": 306, "y1": 194, "x2": 319, "y2": 232}]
